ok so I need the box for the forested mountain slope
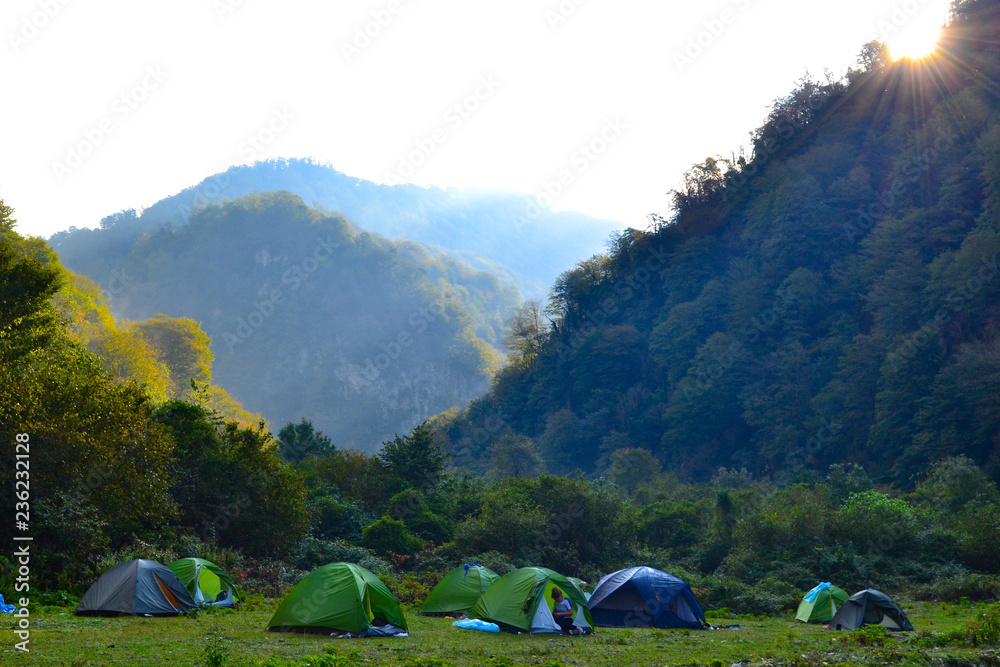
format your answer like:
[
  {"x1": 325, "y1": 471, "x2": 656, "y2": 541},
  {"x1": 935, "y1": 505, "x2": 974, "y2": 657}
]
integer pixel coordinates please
[
  {"x1": 438, "y1": 0, "x2": 1000, "y2": 486},
  {"x1": 53, "y1": 192, "x2": 517, "y2": 449},
  {"x1": 52, "y1": 159, "x2": 620, "y2": 299}
]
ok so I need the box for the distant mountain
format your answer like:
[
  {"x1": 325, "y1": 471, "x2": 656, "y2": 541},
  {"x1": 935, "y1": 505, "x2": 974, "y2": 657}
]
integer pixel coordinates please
[
  {"x1": 437, "y1": 2, "x2": 1000, "y2": 485},
  {"x1": 51, "y1": 192, "x2": 519, "y2": 450},
  {"x1": 54, "y1": 159, "x2": 622, "y2": 300}
]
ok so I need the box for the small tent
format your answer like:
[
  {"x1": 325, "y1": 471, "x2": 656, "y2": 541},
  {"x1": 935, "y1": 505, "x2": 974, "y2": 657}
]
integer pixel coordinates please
[
  {"x1": 471, "y1": 567, "x2": 592, "y2": 634},
  {"x1": 76, "y1": 559, "x2": 196, "y2": 616},
  {"x1": 588, "y1": 566, "x2": 705, "y2": 629},
  {"x1": 795, "y1": 583, "x2": 849, "y2": 623},
  {"x1": 268, "y1": 562, "x2": 407, "y2": 635},
  {"x1": 829, "y1": 589, "x2": 913, "y2": 631},
  {"x1": 421, "y1": 564, "x2": 500, "y2": 616},
  {"x1": 167, "y1": 558, "x2": 241, "y2": 608}
]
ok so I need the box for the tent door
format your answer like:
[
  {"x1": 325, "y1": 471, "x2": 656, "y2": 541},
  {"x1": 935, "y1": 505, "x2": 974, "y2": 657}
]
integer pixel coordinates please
[
  {"x1": 530, "y1": 599, "x2": 563, "y2": 634},
  {"x1": 154, "y1": 575, "x2": 182, "y2": 611}
]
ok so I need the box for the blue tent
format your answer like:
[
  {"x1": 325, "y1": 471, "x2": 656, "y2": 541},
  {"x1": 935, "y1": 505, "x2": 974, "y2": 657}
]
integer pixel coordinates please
[{"x1": 588, "y1": 566, "x2": 705, "y2": 629}]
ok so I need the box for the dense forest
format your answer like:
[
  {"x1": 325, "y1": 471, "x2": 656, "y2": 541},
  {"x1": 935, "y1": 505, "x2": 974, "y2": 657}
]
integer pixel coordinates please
[
  {"x1": 2, "y1": 0, "x2": 999, "y2": 626},
  {"x1": 438, "y1": 0, "x2": 1000, "y2": 489},
  {"x1": 53, "y1": 192, "x2": 518, "y2": 449},
  {"x1": 51, "y1": 159, "x2": 618, "y2": 300}
]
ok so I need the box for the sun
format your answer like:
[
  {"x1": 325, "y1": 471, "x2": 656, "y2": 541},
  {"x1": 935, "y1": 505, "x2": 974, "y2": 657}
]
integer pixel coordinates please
[{"x1": 883, "y1": 0, "x2": 952, "y2": 61}]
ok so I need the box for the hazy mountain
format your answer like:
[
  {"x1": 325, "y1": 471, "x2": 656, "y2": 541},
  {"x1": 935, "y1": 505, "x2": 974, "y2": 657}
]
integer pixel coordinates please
[
  {"x1": 51, "y1": 192, "x2": 519, "y2": 449},
  {"x1": 54, "y1": 159, "x2": 622, "y2": 300}
]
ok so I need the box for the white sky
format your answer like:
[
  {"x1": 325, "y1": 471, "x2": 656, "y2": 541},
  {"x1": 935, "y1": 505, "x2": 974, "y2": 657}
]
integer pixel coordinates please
[{"x1": 2, "y1": 0, "x2": 953, "y2": 240}]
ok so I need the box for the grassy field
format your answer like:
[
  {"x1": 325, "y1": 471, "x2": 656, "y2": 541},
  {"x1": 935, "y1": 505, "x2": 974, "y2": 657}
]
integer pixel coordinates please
[{"x1": 3, "y1": 599, "x2": 998, "y2": 666}]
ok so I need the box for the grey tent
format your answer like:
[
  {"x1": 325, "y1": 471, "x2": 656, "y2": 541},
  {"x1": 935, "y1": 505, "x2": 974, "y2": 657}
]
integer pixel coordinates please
[
  {"x1": 829, "y1": 588, "x2": 913, "y2": 631},
  {"x1": 76, "y1": 559, "x2": 196, "y2": 616}
]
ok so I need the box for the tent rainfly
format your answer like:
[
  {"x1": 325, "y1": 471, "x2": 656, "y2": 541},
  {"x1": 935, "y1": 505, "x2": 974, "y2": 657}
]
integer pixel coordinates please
[
  {"x1": 76, "y1": 559, "x2": 196, "y2": 616},
  {"x1": 471, "y1": 567, "x2": 592, "y2": 634},
  {"x1": 167, "y1": 558, "x2": 241, "y2": 608},
  {"x1": 268, "y1": 562, "x2": 408, "y2": 636},
  {"x1": 588, "y1": 566, "x2": 706, "y2": 629},
  {"x1": 421, "y1": 564, "x2": 500, "y2": 616},
  {"x1": 830, "y1": 588, "x2": 914, "y2": 631},
  {"x1": 795, "y1": 582, "x2": 849, "y2": 623}
]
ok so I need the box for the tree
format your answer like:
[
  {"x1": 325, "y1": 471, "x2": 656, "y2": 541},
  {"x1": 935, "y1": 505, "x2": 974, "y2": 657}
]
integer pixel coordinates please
[
  {"x1": 489, "y1": 433, "x2": 542, "y2": 478},
  {"x1": 277, "y1": 418, "x2": 334, "y2": 463},
  {"x1": 131, "y1": 314, "x2": 213, "y2": 397},
  {"x1": 504, "y1": 300, "x2": 546, "y2": 361},
  {"x1": 607, "y1": 448, "x2": 661, "y2": 495},
  {"x1": 378, "y1": 422, "x2": 449, "y2": 491},
  {"x1": 361, "y1": 516, "x2": 424, "y2": 556},
  {"x1": 857, "y1": 40, "x2": 891, "y2": 72}
]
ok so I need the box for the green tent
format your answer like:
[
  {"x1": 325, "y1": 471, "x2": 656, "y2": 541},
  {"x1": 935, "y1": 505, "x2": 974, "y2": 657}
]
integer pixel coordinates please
[
  {"x1": 268, "y1": 563, "x2": 407, "y2": 635},
  {"x1": 421, "y1": 564, "x2": 500, "y2": 616},
  {"x1": 795, "y1": 583, "x2": 849, "y2": 623},
  {"x1": 167, "y1": 558, "x2": 241, "y2": 608},
  {"x1": 471, "y1": 567, "x2": 593, "y2": 633}
]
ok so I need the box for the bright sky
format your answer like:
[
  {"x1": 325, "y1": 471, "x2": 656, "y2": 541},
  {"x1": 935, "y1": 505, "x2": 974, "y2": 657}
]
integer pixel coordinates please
[{"x1": 3, "y1": 0, "x2": 953, "y2": 240}]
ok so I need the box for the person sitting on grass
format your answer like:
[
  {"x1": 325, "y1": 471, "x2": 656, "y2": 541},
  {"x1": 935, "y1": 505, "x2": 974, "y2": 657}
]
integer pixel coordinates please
[{"x1": 551, "y1": 589, "x2": 583, "y2": 635}]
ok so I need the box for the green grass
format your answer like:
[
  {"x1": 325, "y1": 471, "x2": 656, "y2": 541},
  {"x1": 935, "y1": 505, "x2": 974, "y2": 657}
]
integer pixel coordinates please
[{"x1": 4, "y1": 600, "x2": 999, "y2": 666}]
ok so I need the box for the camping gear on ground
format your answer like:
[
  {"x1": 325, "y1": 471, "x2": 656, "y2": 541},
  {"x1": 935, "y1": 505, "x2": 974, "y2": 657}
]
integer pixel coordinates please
[
  {"x1": 795, "y1": 582, "x2": 849, "y2": 623},
  {"x1": 0, "y1": 594, "x2": 16, "y2": 613},
  {"x1": 76, "y1": 559, "x2": 196, "y2": 616},
  {"x1": 421, "y1": 564, "x2": 501, "y2": 616},
  {"x1": 359, "y1": 624, "x2": 408, "y2": 638},
  {"x1": 588, "y1": 566, "x2": 706, "y2": 629},
  {"x1": 829, "y1": 588, "x2": 914, "y2": 631},
  {"x1": 453, "y1": 618, "x2": 501, "y2": 633},
  {"x1": 470, "y1": 566, "x2": 593, "y2": 634},
  {"x1": 267, "y1": 562, "x2": 408, "y2": 636},
  {"x1": 167, "y1": 558, "x2": 241, "y2": 608}
]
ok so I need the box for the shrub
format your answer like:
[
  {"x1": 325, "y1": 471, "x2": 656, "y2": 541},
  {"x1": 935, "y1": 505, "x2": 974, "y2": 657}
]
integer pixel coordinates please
[
  {"x1": 290, "y1": 536, "x2": 390, "y2": 575},
  {"x1": 361, "y1": 517, "x2": 425, "y2": 557}
]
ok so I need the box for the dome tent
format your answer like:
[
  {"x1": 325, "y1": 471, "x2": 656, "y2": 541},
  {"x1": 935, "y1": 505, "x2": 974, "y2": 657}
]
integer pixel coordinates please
[
  {"x1": 830, "y1": 589, "x2": 914, "y2": 631},
  {"x1": 167, "y1": 558, "x2": 241, "y2": 608},
  {"x1": 795, "y1": 582, "x2": 849, "y2": 623},
  {"x1": 471, "y1": 567, "x2": 592, "y2": 634},
  {"x1": 588, "y1": 566, "x2": 706, "y2": 629},
  {"x1": 268, "y1": 562, "x2": 407, "y2": 636},
  {"x1": 76, "y1": 559, "x2": 196, "y2": 616},
  {"x1": 420, "y1": 564, "x2": 500, "y2": 616}
]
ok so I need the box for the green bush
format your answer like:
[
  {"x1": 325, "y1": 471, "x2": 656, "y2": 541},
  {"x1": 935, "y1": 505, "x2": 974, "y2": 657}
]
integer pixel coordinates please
[
  {"x1": 361, "y1": 517, "x2": 425, "y2": 557},
  {"x1": 966, "y1": 603, "x2": 1000, "y2": 646},
  {"x1": 291, "y1": 536, "x2": 390, "y2": 575}
]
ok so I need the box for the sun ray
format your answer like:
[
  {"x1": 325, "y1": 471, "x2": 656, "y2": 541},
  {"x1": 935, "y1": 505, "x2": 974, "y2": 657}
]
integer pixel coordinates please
[{"x1": 882, "y1": 0, "x2": 953, "y2": 61}]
